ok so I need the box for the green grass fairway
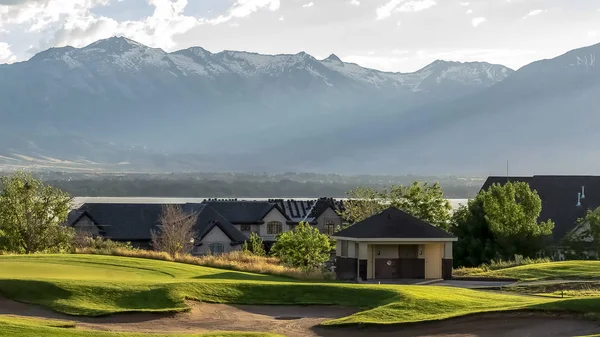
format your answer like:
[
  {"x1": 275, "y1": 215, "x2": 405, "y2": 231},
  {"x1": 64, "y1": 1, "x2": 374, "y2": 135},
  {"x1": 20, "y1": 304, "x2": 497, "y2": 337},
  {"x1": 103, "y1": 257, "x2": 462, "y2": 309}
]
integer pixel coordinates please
[
  {"x1": 0, "y1": 315, "x2": 280, "y2": 337},
  {"x1": 1, "y1": 254, "x2": 599, "y2": 327},
  {"x1": 476, "y1": 261, "x2": 600, "y2": 281}
]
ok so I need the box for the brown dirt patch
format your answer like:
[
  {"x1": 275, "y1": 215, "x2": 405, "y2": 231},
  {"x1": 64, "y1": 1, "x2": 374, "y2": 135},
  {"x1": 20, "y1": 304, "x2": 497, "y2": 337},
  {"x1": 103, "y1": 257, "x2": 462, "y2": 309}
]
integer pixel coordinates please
[{"x1": 1, "y1": 296, "x2": 600, "y2": 337}]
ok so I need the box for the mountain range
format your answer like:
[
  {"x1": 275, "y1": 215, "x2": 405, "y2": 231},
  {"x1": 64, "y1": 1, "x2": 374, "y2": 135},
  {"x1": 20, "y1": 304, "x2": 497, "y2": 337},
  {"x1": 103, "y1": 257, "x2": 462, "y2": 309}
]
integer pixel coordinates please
[{"x1": 0, "y1": 37, "x2": 598, "y2": 175}]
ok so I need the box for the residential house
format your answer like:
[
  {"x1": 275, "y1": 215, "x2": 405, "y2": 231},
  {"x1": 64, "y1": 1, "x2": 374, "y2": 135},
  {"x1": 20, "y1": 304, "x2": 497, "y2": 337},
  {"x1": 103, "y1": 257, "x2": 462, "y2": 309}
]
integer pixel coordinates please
[
  {"x1": 68, "y1": 203, "x2": 247, "y2": 254},
  {"x1": 480, "y1": 175, "x2": 600, "y2": 259},
  {"x1": 68, "y1": 198, "x2": 345, "y2": 255},
  {"x1": 332, "y1": 207, "x2": 457, "y2": 281}
]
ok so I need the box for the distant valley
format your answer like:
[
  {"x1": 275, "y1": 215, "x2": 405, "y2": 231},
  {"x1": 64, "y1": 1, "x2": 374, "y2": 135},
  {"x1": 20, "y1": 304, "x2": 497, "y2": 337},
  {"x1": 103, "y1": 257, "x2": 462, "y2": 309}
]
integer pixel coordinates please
[{"x1": 1, "y1": 37, "x2": 599, "y2": 175}]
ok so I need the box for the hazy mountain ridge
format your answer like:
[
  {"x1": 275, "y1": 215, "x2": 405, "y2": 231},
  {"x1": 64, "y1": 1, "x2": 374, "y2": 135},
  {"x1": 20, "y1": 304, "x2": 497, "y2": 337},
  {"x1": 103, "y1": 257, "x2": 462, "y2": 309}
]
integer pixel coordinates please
[{"x1": 3, "y1": 37, "x2": 598, "y2": 175}]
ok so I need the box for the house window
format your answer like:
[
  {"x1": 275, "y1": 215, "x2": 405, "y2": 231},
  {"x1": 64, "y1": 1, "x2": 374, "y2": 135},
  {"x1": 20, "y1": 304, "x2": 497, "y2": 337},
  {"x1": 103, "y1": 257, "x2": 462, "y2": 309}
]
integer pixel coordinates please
[
  {"x1": 209, "y1": 243, "x2": 225, "y2": 254},
  {"x1": 324, "y1": 224, "x2": 336, "y2": 236},
  {"x1": 341, "y1": 240, "x2": 348, "y2": 257},
  {"x1": 267, "y1": 221, "x2": 283, "y2": 235},
  {"x1": 240, "y1": 225, "x2": 252, "y2": 232}
]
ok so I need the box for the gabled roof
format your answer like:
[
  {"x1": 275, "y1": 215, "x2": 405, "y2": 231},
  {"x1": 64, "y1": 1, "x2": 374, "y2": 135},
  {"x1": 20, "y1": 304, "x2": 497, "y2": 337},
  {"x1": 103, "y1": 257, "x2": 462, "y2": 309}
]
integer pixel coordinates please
[
  {"x1": 72, "y1": 203, "x2": 164, "y2": 241},
  {"x1": 480, "y1": 175, "x2": 600, "y2": 243},
  {"x1": 203, "y1": 200, "x2": 288, "y2": 224},
  {"x1": 333, "y1": 207, "x2": 456, "y2": 240},
  {"x1": 69, "y1": 203, "x2": 248, "y2": 244},
  {"x1": 185, "y1": 204, "x2": 247, "y2": 245},
  {"x1": 269, "y1": 197, "x2": 343, "y2": 223}
]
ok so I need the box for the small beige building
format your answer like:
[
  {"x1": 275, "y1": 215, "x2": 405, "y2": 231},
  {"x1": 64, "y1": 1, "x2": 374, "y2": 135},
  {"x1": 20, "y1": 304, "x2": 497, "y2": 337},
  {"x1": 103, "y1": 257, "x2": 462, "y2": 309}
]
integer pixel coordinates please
[{"x1": 332, "y1": 208, "x2": 457, "y2": 281}]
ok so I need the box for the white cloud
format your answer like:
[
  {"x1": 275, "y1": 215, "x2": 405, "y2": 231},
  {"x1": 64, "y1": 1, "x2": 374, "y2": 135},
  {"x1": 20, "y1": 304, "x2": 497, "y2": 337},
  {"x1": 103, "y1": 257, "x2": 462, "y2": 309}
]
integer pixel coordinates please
[
  {"x1": 0, "y1": 42, "x2": 16, "y2": 64},
  {"x1": 459, "y1": 2, "x2": 470, "y2": 6},
  {"x1": 349, "y1": 0, "x2": 360, "y2": 6},
  {"x1": 302, "y1": 2, "x2": 314, "y2": 8},
  {"x1": 279, "y1": 15, "x2": 284, "y2": 21},
  {"x1": 210, "y1": 0, "x2": 280, "y2": 24},
  {"x1": 523, "y1": 9, "x2": 546, "y2": 19},
  {"x1": 466, "y1": 9, "x2": 473, "y2": 14},
  {"x1": 0, "y1": 0, "x2": 110, "y2": 32},
  {"x1": 589, "y1": 30, "x2": 598, "y2": 38},
  {"x1": 376, "y1": 0, "x2": 436, "y2": 20},
  {"x1": 14, "y1": 0, "x2": 201, "y2": 53},
  {"x1": 471, "y1": 17, "x2": 486, "y2": 27}
]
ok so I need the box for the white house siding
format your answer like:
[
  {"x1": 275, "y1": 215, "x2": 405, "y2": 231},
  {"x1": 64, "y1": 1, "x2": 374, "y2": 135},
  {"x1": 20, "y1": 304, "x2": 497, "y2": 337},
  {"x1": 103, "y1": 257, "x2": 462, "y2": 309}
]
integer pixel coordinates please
[
  {"x1": 315, "y1": 207, "x2": 343, "y2": 233},
  {"x1": 195, "y1": 227, "x2": 240, "y2": 255},
  {"x1": 259, "y1": 208, "x2": 290, "y2": 241},
  {"x1": 72, "y1": 215, "x2": 100, "y2": 236}
]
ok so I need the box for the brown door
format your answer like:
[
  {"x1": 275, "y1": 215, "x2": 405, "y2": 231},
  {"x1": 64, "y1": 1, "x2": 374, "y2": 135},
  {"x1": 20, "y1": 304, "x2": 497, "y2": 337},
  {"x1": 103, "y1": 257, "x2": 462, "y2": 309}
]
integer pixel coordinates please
[{"x1": 375, "y1": 259, "x2": 398, "y2": 279}]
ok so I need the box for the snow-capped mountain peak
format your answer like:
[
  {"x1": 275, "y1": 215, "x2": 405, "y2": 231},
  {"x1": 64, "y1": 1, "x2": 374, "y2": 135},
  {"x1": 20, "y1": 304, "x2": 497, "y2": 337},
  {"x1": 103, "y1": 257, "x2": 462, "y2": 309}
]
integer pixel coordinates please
[{"x1": 23, "y1": 37, "x2": 512, "y2": 91}]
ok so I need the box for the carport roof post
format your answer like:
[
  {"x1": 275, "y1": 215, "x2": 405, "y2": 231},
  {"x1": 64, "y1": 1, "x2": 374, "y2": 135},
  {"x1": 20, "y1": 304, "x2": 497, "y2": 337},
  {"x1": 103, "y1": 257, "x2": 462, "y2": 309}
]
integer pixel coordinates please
[{"x1": 331, "y1": 237, "x2": 458, "y2": 242}]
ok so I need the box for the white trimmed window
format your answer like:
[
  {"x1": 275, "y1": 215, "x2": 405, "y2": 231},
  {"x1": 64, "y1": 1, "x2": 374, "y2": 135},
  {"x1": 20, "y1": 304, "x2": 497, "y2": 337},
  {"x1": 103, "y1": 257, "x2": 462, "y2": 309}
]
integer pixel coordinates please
[
  {"x1": 209, "y1": 243, "x2": 225, "y2": 254},
  {"x1": 267, "y1": 221, "x2": 283, "y2": 235}
]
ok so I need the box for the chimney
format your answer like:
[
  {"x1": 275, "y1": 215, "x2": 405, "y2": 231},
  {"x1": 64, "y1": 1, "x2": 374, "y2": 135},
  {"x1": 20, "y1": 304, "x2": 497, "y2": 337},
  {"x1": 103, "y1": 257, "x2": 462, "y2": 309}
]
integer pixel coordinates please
[
  {"x1": 576, "y1": 192, "x2": 582, "y2": 207},
  {"x1": 581, "y1": 186, "x2": 586, "y2": 199}
]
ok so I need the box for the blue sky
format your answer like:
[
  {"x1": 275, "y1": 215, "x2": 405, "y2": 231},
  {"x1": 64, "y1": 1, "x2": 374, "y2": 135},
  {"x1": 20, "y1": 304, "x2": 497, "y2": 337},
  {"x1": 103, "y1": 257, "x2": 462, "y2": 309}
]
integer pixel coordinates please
[{"x1": 0, "y1": 0, "x2": 598, "y2": 72}]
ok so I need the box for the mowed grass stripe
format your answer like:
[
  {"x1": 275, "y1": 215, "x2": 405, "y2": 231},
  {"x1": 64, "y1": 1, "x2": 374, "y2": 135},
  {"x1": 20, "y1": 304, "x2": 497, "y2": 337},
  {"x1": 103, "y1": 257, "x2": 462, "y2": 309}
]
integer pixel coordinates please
[
  {"x1": 474, "y1": 261, "x2": 600, "y2": 281},
  {"x1": 1, "y1": 255, "x2": 599, "y2": 326}
]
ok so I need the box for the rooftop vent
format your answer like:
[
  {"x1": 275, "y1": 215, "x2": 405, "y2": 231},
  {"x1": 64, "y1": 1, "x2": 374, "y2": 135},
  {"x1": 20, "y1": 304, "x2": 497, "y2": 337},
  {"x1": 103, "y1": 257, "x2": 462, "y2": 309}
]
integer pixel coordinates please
[
  {"x1": 576, "y1": 192, "x2": 582, "y2": 207},
  {"x1": 582, "y1": 186, "x2": 586, "y2": 199}
]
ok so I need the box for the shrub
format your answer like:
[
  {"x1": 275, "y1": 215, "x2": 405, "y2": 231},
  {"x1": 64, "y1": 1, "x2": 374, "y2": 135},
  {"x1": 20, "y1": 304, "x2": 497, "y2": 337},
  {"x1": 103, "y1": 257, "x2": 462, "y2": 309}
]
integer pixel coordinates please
[
  {"x1": 243, "y1": 232, "x2": 266, "y2": 256},
  {"x1": 74, "y1": 232, "x2": 134, "y2": 255},
  {"x1": 454, "y1": 255, "x2": 552, "y2": 276},
  {"x1": 75, "y1": 248, "x2": 333, "y2": 280},
  {"x1": 271, "y1": 222, "x2": 331, "y2": 271}
]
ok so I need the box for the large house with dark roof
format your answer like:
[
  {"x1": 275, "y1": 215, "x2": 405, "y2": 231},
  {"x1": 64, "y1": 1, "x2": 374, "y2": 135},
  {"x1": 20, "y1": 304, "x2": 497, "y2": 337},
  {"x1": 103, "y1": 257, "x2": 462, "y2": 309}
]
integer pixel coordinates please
[
  {"x1": 68, "y1": 198, "x2": 344, "y2": 254},
  {"x1": 480, "y1": 176, "x2": 600, "y2": 258},
  {"x1": 332, "y1": 208, "x2": 457, "y2": 281}
]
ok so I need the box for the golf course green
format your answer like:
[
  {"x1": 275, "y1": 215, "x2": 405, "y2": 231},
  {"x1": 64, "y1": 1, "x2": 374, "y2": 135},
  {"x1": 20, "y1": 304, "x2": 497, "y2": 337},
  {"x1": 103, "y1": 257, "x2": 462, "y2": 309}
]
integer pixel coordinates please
[{"x1": 1, "y1": 254, "x2": 600, "y2": 336}]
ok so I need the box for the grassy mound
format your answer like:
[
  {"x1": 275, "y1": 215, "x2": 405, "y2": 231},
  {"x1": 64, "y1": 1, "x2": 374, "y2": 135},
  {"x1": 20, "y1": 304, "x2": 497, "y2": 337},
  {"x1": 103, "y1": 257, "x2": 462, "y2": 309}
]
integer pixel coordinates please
[
  {"x1": 1, "y1": 254, "x2": 600, "y2": 326},
  {"x1": 475, "y1": 261, "x2": 600, "y2": 281},
  {"x1": 0, "y1": 315, "x2": 280, "y2": 337}
]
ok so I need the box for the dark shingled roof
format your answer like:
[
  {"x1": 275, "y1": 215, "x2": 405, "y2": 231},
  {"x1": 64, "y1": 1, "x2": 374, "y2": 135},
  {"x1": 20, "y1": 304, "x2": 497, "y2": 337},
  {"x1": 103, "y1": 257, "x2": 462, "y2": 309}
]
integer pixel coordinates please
[
  {"x1": 73, "y1": 203, "x2": 164, "y2": 241},
  {"x1": 480, "y1": 176, "x2": 600, "y2": 244},
  {"x1": 334, "y1": 207, "x2": 456, "y2": 239},
  {"x1": 71, "y1": 203, "x2": 247, "y2": 244},
  {"x1": 185, "y1": 204, "x2": 247, "y2": 245},
  {"x1": 203, "y1": 200, "x2": 284, "y2": 224}
]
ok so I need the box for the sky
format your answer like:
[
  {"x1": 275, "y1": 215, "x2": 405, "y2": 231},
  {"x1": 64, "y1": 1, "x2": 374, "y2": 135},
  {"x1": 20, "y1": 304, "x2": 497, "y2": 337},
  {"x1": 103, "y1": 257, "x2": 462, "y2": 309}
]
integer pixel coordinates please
[{"x1": 0, "y1": 0, "x2": 599, "y2": 72}]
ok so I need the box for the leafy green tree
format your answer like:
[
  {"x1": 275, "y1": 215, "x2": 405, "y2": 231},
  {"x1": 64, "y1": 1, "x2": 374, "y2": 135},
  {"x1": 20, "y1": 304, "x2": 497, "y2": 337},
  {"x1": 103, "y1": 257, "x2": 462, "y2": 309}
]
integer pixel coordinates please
[
  {"x1": 342, "y1": 182, "x2": 452, "y2": 230},
  {"x1": 243, "y1": 232, "x2": 266, "y2": 256},
  {"x1": 0, "y1": 172, "x2": 74, "y2": 253},
  {"x1": 271, "y1": 222, "x2": 331, "y2": 271},
  {"x1": 451, "y1": 181, "x2": 554, "y2": 267}
]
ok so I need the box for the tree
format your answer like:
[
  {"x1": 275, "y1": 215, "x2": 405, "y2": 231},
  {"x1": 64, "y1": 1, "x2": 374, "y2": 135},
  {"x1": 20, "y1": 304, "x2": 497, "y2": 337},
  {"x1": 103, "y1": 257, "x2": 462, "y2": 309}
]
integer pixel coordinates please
[
  {"x1": 341, "y1": 182, "x2": 452, "y2": 230},
  {"x1": 0, "y1": 172, "x2": 74, "y2": 254},
  {"x1": 562, "y1": 207, "x2": 600, "y2": 259},
  {"x1": 271, "y1": 222, "x2": 331, "y2": 271},
  {"x1": 151, "y1": 205, "x2": 198, "y2": 256},
  {"x1": 242, "y1": 232, "x2": 266, "y2": 256},
  {"x1": 451, "y1": 181, "x2": 554, "y2": 267}
]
